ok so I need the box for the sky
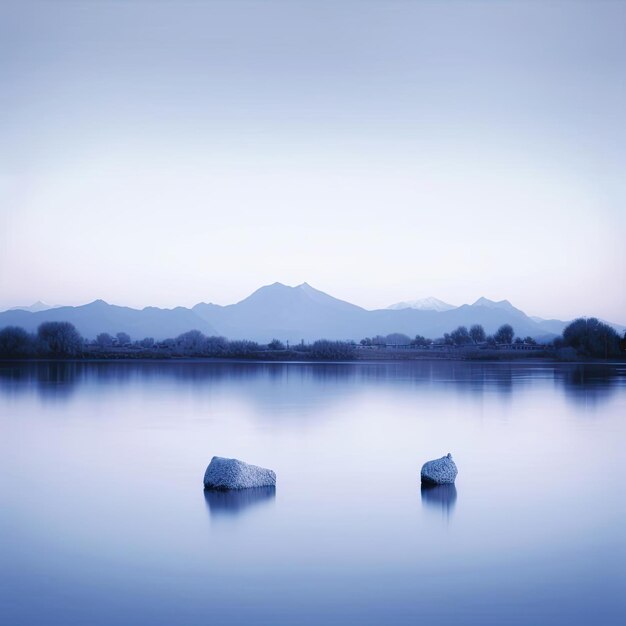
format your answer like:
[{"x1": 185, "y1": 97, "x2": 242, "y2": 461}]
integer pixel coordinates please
[{"x1": 1, "y1": 0, "x2": 624, "y2": 322}]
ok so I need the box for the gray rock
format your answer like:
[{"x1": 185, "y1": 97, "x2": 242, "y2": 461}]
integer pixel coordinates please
[
  {"x1": 420, "y1": 453, "x2": 458, "y2": 485},
  {"x1": 203, "y1": 456, "x2": 277, "y2": 491}
]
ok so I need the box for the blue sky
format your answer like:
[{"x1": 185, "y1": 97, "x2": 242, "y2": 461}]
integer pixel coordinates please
[{"x1": 1, "y1": 1, "x2": 624, "y2": 321}]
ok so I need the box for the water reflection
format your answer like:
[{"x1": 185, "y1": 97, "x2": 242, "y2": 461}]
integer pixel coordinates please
[
  {"x1": 0, "y1": 360, "x2": 623, "y2": 409},
  {"x1": 0, "y1": 361, "x2": 82, "y2": 401},
  {"x1": 1, "y1": 359, "x2": 625, "y2": 626},
  {"x1": 555, "y1": 364, "x2": 625, "y2": 408},
  {"x1": 421, "y1": 483, "x2": 457, "y2": 519},
  {"x1": 204, "y1": 486, "x2": 276, "y2": 518}
]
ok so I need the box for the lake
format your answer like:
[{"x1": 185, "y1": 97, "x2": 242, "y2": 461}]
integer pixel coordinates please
[{"x1": 0, "y1": 360, "x2": 624, "y2": 625}]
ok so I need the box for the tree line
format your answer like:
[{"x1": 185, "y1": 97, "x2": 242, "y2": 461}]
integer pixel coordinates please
[
  {"x1": 360, "y1": 323, "x2": 532, "y2": 348},
  {"x1": 361, "y1": 319, "x2": 625, "y2": 358},
  {"x1": 0, "y1": 322, "x2": 356, "y2": 360},
  {"x1": 0, "y1": 318, "x2": 624, "y2": 360}
]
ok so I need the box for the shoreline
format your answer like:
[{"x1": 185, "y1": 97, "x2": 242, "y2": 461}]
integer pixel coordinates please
[{"x1": 1, "y1": 355, "x2": 624, "y2": 365}]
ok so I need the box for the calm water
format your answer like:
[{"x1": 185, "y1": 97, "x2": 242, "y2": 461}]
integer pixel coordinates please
[{"x1": 0, "y1": 360, "x2": 625, "y2": 625}]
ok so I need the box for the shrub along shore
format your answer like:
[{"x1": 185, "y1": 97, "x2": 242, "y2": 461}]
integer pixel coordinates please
[{"x1": 0, "y1": 319, "x2": 624, "y2": 361}]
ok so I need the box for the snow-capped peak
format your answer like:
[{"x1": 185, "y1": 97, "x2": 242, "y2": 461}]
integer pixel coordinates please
[{"x1": 387, "y1": 297, "x2": 456, "y2": 312}]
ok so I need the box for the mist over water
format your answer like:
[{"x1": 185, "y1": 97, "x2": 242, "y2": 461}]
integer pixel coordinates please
[{"x1": 0, "y1": 360, "x2": 624, "y2": 625}]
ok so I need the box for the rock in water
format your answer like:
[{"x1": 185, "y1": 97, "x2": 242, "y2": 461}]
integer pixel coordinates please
[
  {"x1": 421, "y1": 453, "x2": 458, "y2": 485},
  {"x1": 203, "y1": 456, "x2": 276, "y2": 491}
]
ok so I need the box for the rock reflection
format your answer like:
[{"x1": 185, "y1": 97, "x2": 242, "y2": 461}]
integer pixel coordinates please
[
  {"x1": 204, "y1": 486, "x2": 276, "y2": 518},
  {"x1": 421, "y1": 483, "x2": 457, "y2": 519}
]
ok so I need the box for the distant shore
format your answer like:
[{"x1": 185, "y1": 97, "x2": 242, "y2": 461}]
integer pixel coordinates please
[
  {"x1": 3, "y1": 317, "x2": 623, "y2": 361},
  {"x1": 2, "y1": 350, "x2": 623, "y2": 364}
]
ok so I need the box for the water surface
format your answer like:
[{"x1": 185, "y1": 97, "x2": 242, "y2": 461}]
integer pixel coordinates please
[{"x1": 0, "y1": 360, "x2": 624, "y2": 625}]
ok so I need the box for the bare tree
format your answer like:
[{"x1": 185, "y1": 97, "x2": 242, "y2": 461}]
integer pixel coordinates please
[
  {"x1": 385, "y1": 333, "x2": 412, "y2": 345},
  {"x1": 116, "y1": 332, "x2": 131, "y2": 346},
  {"x1": 38, "y1": 322, "x2": 83, "y2": 356},
  {"x1": 450, "y1": 326, "x2": 472, "y2": 346},
  {"x1": 562, "y1": 318, "x2": 620, "y2": 357},
  {"x1": 176, "y1": 330, "x2": 206, "y2": 354},
  {"x1": 0, "y1": 326, "x2": 33, "y2": 357},
  {"x1": 97, "y1": 333, "x2": 113, "y2": 347},
  {"x1": 469, "y1": 324, "x2": 486, "y2": 343},
  {"x1": 411, "y1": 335, "x2": 431, "y2": 347},
  {"x1": 494, "y1": 324, "x2": 514, "y2": 344}
]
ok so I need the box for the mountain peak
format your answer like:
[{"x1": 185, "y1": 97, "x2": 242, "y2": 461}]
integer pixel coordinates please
[
  {"x1": 471, "y1": 297, "x2": 518, "y2": 312},
  {"x1": 234, "y1": 281, "x2": 364, "y2": 315},
  {"x1": 387, "y1": 296, "x2": 456, "y2": 312},
  {"x1": 297, "y1": 281, "x2": 322, "y2": 295},
  {"x1": 86, "y1": 299, "x2": 110, "y2": 308},
  {"x1": 8, "y1": 300, "x2": 57, "y2": 313}
]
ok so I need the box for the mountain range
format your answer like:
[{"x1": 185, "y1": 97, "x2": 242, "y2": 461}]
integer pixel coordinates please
[{"x1": 1, "y1": 283, "x2": 623, "y2": 343}]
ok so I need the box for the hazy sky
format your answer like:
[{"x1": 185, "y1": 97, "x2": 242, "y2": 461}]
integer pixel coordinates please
[{"x1": 1, "y1": 0, "x2": 624, "y2": 321}]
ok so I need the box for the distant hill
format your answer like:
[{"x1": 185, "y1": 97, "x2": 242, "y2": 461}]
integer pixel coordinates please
[
  {"x1": 470, "y1": 297, "x2": 519, "y2": 311},
  {"x1": 387, "y1": 297, "x2": 456, "y2": 312},
  {"x1": 193, "y1": 282, "x2": 367, "y2": 343},
  {"x1": 0, "y1": 300, "x2": 217, "y2": 340},
  {"x1": 9, "y1": 301, "x2": 59, "y2": 313},
  {"x1": 1, "y1": 283, "x2": 623, "y2": 343}
]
